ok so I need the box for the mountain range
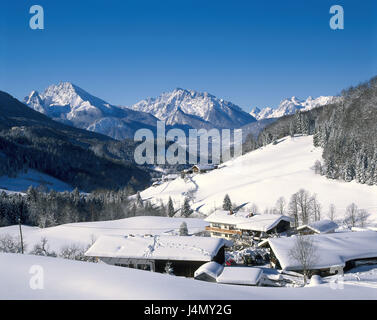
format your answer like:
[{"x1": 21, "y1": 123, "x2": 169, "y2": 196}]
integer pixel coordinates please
[
  {"x1": 250, "y1": 96, "x2": 341, "y2": 120},
  {"x1": 25, "y1": 83, "x2": 257, "y2": 139},
  {"x1": 128, "y1": 88, "x2": 256, "y2": 129},
  {"x1": 24, "y1": 82, "x2": 158, "y2": 140},
  {"x1": 24, "y1": 82, "x2": 341, "y2": 141}
]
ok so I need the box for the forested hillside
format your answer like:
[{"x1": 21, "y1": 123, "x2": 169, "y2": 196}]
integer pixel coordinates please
[
  {"x1": 244, "y1": 76, "x2": 377, "y2": 186},
  {"x1": 0, "y1": 92, "x2": 150, "y2": 192}
]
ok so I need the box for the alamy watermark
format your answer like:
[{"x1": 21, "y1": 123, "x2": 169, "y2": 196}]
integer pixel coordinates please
[
  {"x1": 29, "y1": 5, "x2": 44, "y2": 30},
  {"x1": 134, "y1": 121, "x2": 242, "y2": 165},
  {"x1": 29, "y1": 264, "x2": 44, "y2": 290},
  {"x1": 329, "y1": 5, "x2": 344, "y2": 30}
]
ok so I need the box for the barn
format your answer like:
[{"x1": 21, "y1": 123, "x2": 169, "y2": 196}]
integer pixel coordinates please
[{"x1": 85, "y1": 234, "x2": 226, "y2": 277}]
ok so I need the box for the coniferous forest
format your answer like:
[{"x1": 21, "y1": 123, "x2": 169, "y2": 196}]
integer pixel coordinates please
[{"x1": 243, "y1": 76, "x2": 377, "y2": 186}]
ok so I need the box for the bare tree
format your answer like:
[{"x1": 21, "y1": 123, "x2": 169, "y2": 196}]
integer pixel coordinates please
[
  {"x1": 344, "y1": 203, "x2": 358, "y2": 228},
  {"x1": 288, "y1": 235, "x2": 318, "y2": 284},
  {"x1": 296, "y1": 189, "x2": 313, "y2": 225},
  {"x1": 288, "y1": 193, "x2": 299, "y2": 228},
  {"x1": 313, "y1": 160, "x2": 322, "y2": 175},
  {"x1": 357, "y1": 209, "x2": 370, "y2": 228},
  {"x1": 0, "y1": 234, "x2": 26, "y2": 253},
  {"x1": 30, "y1": 237, "x2": 57, "y2": 257},
  {"x1": 328, "y1": 204, "x2": 336, "y2": 221},
  {"x1": 250, "y1": 203, "x2": 259, "y2": 215},
  {"x1": 275, "y1": 197, "x2": 286, "y2": 215},
  {"x1": 311, "y1": 194, "x2": 321, "y2": 221}
]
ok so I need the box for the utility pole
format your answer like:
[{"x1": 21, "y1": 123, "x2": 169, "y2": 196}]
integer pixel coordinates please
[{"x1": 18, "y1": 218, "x2": 24, "y2": 254}]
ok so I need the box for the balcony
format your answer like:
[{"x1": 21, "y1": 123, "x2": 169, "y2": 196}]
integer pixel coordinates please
[{"x1": 205, "y1": 226, "x2": 241, "y2": 235}]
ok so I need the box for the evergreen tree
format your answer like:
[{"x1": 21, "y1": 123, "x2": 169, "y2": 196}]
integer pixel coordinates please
[
  {"x1": 179, "y1": 222, "x2": 189, "y2": 236},
  {"x1": 222, "y1": 194, "x2": 232, "y2": 211},
  {"x1": 167, "y1": 197, "x2": 175, "y2": 217},
  {"x1": 181, "y1": 197, "x2": 193, "y2": 218}
]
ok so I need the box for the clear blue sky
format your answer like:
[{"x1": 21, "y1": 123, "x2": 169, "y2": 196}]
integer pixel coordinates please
[{"x1": 0, "y1": 0, "x2": 376, "y2": 111}]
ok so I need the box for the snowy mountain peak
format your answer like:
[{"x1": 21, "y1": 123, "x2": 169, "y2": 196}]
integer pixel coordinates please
[
  {"x1": 129, "y1": 88, "x2": 256, "y2": 129},
  {"x1": 24, "y1": 83, "x2": 158, "y2": 140},
  {"x1": 251, "y1": 95, "x2": 342, "y2": 120}
]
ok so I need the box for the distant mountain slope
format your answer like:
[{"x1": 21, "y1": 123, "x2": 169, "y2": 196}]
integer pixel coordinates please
[
  {"x1": 250, "y1": 96, "x2": 341, "y2": 120},
  {"x1": 0, "y1": 91, "x2": 150, "y2": 192},
  {"x1": 128, "y1": 88, "x2": 257, "y2": 129},
  {"x1": 140, "y1": 135, "x2": 377, "y2": 219},
  {"x1": 251, "y1": 75, "x2": 377, "y2": 187},
  {"x1": 24, "y1": 82, "x2": 158, "y2": 140}
]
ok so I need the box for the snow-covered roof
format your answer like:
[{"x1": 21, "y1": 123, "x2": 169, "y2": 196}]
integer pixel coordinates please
[
  {"x1": 205, "y1": 211, "x2": 292, "y2": 232},
  {"x1": 194, "y1": 261, "x2": 224, "y2": 280},
  {"x1": 216, "y1": 267, "x2": 263, "y2": 285},
  {"x1": 162, "y1": 174, "x2": 179, "y2": 180},
  {"x1": 236, "y1": 214, "x2": 292, "y2": 232},
  {"x1": 268, "y1": 231, "x2": 377, "y2": 271},
  {"x1": 297, "y1": 220, "x2": 338, "y2": 234},
  {"x1": 192, "y1": 164, "x2": 216, "y2": 171},
  {"x1": 204, "y1": 210, "x2": 250, "y2": 225},
  {"x1": 85, "y1": 235, "x2": 226, "y2": 262}
]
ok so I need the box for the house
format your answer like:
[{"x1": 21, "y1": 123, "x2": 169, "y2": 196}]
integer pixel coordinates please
[
  {"x1": 265, "y1": 231, "x2": 377, "y2": 276},
  {"x1": 236, "y1": 214, "x2": 292, "y2": 241},
  {"x1": 297, "y1": 220, "x2": 338, "y2": 235},
  {"x1": 191, "y1": 164, "x2": 217, "y2": 174},
  {"x1": 85, "y1": 234, "x2": 227, "y2": 277},
  {"x1": 161, "y1": 174, "x2": 179, "y2": 182},
  {"x1": 204, "y1": 210, "x2": 292, "y2": 241}
]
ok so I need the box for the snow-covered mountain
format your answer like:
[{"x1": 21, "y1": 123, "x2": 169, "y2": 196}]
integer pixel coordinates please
[
  {"x1": 250, "y1": 96, "x2": 341, "y2": 120},
  {"x1": 127, "y1": 88, "x2": 256, "y2": 129},
  {"x1": 24, "y1": 82, "x2": 158, "y2": 140}
]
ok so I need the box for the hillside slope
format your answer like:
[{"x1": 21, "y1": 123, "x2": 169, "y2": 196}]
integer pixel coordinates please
[
  {"x1": 140, "y1": 135, "x2": 377, "y2": 221},
  {"x1": 0, "y1": 91, "x2": 150, "y2": 192},
  {"x1": 24, "y1": 82, "x2": 158, "y2": 140}
]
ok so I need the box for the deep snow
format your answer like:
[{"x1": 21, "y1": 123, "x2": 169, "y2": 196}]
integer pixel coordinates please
[
  {"x1": 0, "y1": 216, "x2": 209, "y2": 253},
  {"x1": 1, "y1": 253, "x2": 376, "y2": 299},
  {"x1": 141, "y1": 136, "x2": 377, "y2": 223}
]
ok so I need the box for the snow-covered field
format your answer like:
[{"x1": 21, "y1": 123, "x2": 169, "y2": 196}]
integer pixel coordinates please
[
  {"x1": 0, "y1": 169, "x2": 73, "y2": 193},
  {"x1": 1, "y1": 253, "x2": 376, "y2": 299},
  {"x1": 0, "y1": 216, "x2": 208, "y2": 252},
  {"x1": 141, "y1": 136, "x2": 377, "y2": 222}
]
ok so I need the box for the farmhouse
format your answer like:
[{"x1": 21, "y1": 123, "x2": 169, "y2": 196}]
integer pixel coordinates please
[
  {"x1": 191, "y1": 164, "x2": 217, "y2": 173},
  {"x1": 266, "y1": 231, "x2": 377, "y2": 276},
  {"x1": 297, "y1": 220, "x2": 338, "y2": 235},
  {"x1": 204, "y1": 210, "x2": 292, "y2": 241},
  {"x1": 85, "y1": 234, "x2": 226, "y2": 277}
]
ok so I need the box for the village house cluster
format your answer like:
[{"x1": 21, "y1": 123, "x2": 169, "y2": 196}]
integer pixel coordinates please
[{"x1": 85, "y1": 207, "x2": 377, "y2": 287}]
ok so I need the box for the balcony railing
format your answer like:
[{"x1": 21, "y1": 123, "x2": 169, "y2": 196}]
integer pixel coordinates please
[{"x1": 205, "y1": 226, "x2": 241, "y2": 235}]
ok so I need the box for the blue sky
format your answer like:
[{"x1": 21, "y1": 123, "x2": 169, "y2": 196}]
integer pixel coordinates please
[{"x1": 0, "y1": 0, "x2": 376, "y2": 111}]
